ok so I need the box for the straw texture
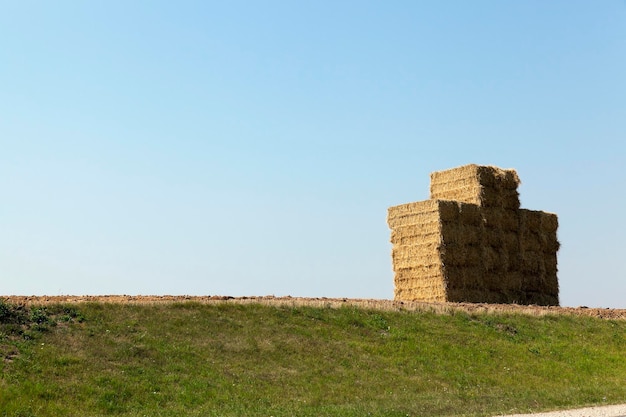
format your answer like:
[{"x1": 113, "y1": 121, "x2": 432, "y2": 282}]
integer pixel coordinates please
[
  {"x1": 388, "y1": 164, "x2": 559, "y2": 306},
  {"x1": 430, "y1": 164, "x2": 521, "y2": 209}
]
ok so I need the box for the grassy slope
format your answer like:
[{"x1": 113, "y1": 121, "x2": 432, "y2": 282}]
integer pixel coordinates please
[{"x1": 1, "y1": 302, "x2": 625, "y2": 417}]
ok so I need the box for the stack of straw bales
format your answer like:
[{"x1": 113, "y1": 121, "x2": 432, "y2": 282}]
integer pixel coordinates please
[{"x1": 388, "y1": 164, "x2": 559, "y2": 306}]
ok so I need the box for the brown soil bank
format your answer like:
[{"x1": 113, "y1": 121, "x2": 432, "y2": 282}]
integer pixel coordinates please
[{"x1": 2, "y1": 295, "x2": 625, "y2": 320}]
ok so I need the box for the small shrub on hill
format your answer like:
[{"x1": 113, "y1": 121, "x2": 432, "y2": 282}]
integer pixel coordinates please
[{"x1": 0, "y1": 299, "x2": 85, "y2": 362}]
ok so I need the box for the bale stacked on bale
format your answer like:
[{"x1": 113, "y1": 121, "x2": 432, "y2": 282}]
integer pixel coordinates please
[
  {"x1": 387, "y1": 164, "x2": 559, "y2": 306},
  {"x1": 430, "y1": 164, "x2": 521, "y2": 210}
]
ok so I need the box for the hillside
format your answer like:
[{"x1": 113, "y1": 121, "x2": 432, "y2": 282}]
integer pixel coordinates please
[{"x1": 1, "y1": 297, "x2": 625, "y2": 416}]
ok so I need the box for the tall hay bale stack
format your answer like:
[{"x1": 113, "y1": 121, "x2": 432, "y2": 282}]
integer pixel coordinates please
[{"x1": 388, "y1": 164, "x2": 559, "y2": 306}]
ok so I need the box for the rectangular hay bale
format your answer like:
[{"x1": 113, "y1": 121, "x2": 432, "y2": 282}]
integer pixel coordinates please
[
  {"x1": 387, "y1": 200, "x2": 459, "y2": 229},
  {"x1": 430, "y1": 164, "x2": 520, "y2": 208}
]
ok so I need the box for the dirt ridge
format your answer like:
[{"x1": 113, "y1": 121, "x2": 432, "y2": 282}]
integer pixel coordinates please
[{"x1": 2, "y1": 295, "x2": 625, "y2": 320}]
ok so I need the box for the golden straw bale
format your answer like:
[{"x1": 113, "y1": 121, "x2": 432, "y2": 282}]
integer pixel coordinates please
[
  {"x1": 387, "y1": 200, "x2": 461, "y2": 229},
  {"x1": 430, "y1": 187, "x2": 482, "y2": 206},
  {"x1": 387, "y1": 200, "x2": 440, "y2": 229},
  {"x1": 429, "y1": 164, "x2": 520, "y2": 208},
  {"x1": 391, "y1": 231, "x2": 440, "y2": 246},
  {"x1": 392, "y1": 244, "x2": 440, "y2": 263},
  {"x1": 388, "y1": 199, "x2": 439, "y2": 217},
  {"x1": 393, "y1": 265, "x2": 443, "y2": 282},
  {"x1": 391, "y1": 224, "x2": 440, "y2": 238},
  {"x1": 390, "y1": 223, "x2": 441, "y2": 243},
  {"x1": 387, "y1": 212, "x2": 439, "y2": 229},
  {"x1": 392, "y1": 256, "x2": 441, "y2": 270},
  {"x1": 395, "y1": 280, "x2": 446, "y2": 302}
]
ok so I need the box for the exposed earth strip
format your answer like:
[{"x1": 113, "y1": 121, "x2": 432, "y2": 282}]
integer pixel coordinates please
[{"x1": 2, "y1": 295, "x2": 625, "y2": 320}]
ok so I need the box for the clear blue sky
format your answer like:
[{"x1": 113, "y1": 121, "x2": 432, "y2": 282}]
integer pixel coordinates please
[{"x1": 1, "y1": 1, "x2": 625, "y2": 308}]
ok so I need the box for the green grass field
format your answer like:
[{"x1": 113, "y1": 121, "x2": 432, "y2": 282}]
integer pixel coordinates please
[{"x1": 1, "y1": 300, "x2": 625, "y2": 416}]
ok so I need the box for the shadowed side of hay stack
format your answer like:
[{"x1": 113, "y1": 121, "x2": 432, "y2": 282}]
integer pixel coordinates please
[
  {"x1": 441, "y1": 202, "x2": 508, "y2": 304},
  {"x1": 517, "y1": 209, "x2": 560, "y2": 305}
]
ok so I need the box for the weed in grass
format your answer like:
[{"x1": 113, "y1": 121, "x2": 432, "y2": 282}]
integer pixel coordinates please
[{"x1": 0, "y1": 300, "x2": 11, "y2": 321}]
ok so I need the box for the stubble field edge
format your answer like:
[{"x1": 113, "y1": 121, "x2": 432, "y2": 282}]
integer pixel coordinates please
[{"x1": 2, "y1": 295, "x2": 625, "y2": 320}]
